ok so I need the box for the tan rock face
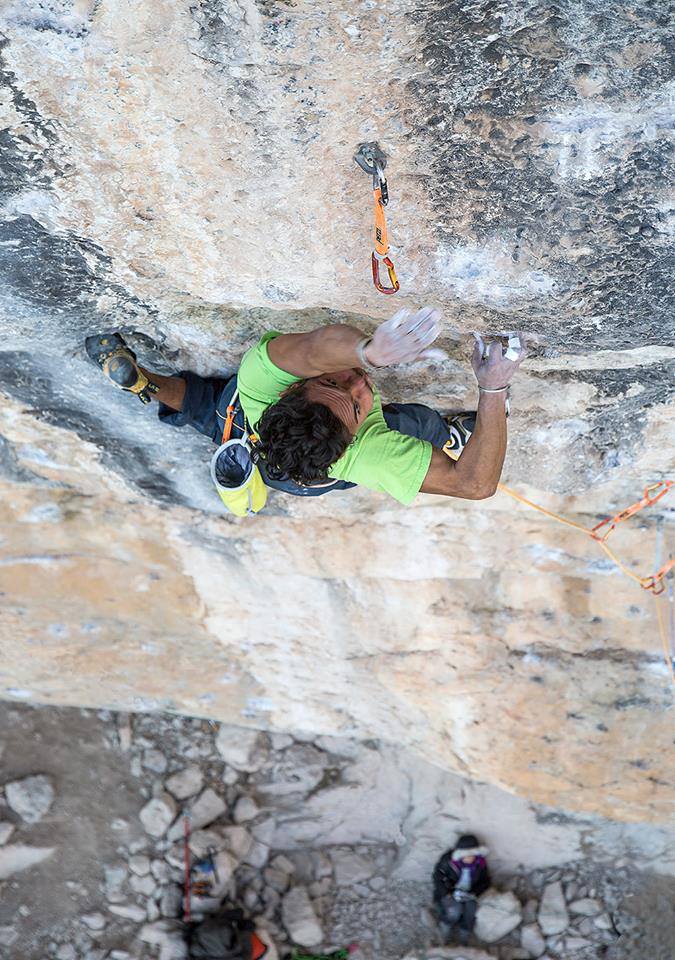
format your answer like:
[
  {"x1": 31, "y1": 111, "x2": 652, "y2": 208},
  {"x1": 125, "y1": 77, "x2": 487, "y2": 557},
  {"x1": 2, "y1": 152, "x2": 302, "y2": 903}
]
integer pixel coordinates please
[
  {"x1": 0, "y1": 1, "x2": 673, "y2": 826},
  {"x1": 1, "y1": 396, "x2": 672, "y2": 823}
]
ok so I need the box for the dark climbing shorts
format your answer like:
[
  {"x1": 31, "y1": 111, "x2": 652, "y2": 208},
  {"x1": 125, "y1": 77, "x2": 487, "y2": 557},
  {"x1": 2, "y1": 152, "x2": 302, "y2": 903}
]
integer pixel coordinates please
[{"x1": 158, "y1": 370, "x2": 454, "y2": 497}]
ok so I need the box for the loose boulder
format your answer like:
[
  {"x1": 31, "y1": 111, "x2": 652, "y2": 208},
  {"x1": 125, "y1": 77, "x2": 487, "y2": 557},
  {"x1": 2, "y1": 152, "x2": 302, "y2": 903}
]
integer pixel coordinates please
[
  {"x1": 215, "y1": 727, "x2": 266, "y2": 772},
  {"x1": 331, "y1": 849, "x2": 374, "y2": 885},
  {"x1": 5, "y1": 775, "x2": 54, "y2": 823},
  {"x1": 168, "y1": 788, "x2": 226, "y2": 840},
  {"x1": 0, "y1": 844, "x2": 55, "y2": 879},
  {"x1": 165, "y1": 765, "x2": 204, "y2": 800},
  {"x1": 538, "y1": 881, "x2": 569, "y2": 936},
  {"x1": 0, "y1": 822, "x2": 15, "y2": 845},
  {"x1": 474, "y1": 890, "x2": 522, "y2": 943},
  {"x1": 140, "y1": 793, "x2": 177, "y2": 838},
  {"x1": 521, "y1": 923, "x2": 546, "y2": 957},
  {"x1": 281, "y1": 886, "x2": 323, "y2": 947}
]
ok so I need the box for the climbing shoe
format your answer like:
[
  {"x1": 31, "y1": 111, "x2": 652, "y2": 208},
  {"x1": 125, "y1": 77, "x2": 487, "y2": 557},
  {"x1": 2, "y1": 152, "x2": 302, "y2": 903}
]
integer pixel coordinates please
[
  {"x1": 443, "y1": 412, "x2": 476, "y2": 461},
  {"x1": 85, "y1": 332, "x2": 158, "y2": 404}
]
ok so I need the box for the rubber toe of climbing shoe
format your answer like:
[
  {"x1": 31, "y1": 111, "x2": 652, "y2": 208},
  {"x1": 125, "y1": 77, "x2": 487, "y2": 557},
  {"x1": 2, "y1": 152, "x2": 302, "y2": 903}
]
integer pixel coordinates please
[
  {"x1": 85, "y1": 330, "x2": 138, "y2": 382},
  {"x1": 85, "y1": 332, "x2": 139, "y2": 386},
  {"x1": 85, "y1": 331, "x2": 134, "y2": 363}
]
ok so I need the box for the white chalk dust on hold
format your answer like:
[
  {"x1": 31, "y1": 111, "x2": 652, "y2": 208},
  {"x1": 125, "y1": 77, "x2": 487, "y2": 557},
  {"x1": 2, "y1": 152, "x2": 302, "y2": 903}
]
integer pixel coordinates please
[{"x1": 435, "y1": 241, "x2": 557, "y2": 310}]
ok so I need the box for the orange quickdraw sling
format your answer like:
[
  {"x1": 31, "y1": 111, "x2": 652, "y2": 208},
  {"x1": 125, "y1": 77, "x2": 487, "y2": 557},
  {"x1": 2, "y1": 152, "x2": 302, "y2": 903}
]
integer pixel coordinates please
[{"x1": 354, "y1": 142, "x2": 400, "y2": 295}]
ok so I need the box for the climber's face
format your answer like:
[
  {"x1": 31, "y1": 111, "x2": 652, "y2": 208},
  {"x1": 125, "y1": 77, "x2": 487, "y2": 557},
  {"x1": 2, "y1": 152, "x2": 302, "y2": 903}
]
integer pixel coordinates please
[
  {"x1": 461, "y1": 855, "x2": 476, "y2": 864},
  {"x1": 303, "y1": 368, "x2": 374, "y2": 434}
]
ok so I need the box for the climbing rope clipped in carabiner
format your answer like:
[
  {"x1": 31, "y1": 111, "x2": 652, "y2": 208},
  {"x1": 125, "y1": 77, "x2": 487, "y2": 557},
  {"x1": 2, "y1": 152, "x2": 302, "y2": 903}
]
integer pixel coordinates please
[{"x1": 354, "y1": 142, "x2": 400, "y2": 295}]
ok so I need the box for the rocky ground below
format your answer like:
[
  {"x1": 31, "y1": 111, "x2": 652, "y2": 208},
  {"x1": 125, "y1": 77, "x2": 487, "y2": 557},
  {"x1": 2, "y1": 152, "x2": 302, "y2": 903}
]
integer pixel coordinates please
[{"x1": 0, "y1": 703, "x2": 673, "y2": 960}]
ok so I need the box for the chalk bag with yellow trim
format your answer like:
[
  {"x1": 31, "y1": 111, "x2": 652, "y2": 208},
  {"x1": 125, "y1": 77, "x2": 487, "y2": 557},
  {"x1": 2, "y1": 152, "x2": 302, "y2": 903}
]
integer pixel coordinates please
[{"x1": 210, "y1": 438, "x2": 268, "y2": 517}]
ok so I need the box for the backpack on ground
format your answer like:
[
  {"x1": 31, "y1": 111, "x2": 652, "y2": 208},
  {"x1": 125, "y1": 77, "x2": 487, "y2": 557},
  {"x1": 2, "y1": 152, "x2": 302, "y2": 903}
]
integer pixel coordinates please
[{"x1": 186, "y1": 907, "x2": 268, "y2": 960}]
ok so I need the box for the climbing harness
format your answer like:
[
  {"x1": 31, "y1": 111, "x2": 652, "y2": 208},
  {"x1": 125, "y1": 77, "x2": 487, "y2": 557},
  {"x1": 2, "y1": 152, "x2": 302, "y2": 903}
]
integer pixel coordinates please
[
  {"x1": 354, "y1": 142, "x2": 400, "y2": 294},
  {"x1": 211, "y1": 388, "x2": 268, "y2": 517},
  {"x1": 498, "y1": 480, "x2": 675, "y2": 682}
]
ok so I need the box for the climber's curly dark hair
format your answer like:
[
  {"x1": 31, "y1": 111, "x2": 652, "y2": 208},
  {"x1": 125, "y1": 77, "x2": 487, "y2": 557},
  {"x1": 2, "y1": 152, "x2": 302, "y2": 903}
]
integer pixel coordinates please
[{"x1": 256, "y1": 385, "x2": 352, "y2": 486}]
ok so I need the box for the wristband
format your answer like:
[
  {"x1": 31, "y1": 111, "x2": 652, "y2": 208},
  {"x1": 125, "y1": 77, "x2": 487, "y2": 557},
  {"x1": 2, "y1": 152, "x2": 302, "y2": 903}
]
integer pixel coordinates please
[
  {"x1": 356, "y1": 336, "x2": 380, "y2": 371},
  {"x1": 478, "y1": 385, "x2": 510, "y2": 393}
]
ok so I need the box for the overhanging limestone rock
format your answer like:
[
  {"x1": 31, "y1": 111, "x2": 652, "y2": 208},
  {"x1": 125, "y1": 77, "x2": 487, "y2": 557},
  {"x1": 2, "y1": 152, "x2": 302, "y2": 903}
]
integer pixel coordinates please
[{"x1": 0, "y1": 0, "x2": 673, "y2": 829}]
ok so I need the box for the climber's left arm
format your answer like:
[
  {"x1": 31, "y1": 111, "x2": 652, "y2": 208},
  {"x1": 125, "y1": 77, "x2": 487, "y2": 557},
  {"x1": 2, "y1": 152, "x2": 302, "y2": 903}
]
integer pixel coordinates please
[{"x1": 267, "y1": 307, "x2": 442, "y2": 378}]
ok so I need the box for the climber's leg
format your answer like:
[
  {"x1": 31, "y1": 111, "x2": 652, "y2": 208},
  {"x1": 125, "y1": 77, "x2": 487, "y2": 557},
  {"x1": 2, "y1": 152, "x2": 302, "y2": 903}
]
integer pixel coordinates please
[
  {"x1": 155, "y1": 370, "x2": 235, "y2": 444},
  {"x1": 457, "y1": 899, "x2": 477, "y2": 944},
  {"x1": 136, "y1": 369, "x2": 185, "y2": 411},
  {"x1": 436, "y1": 895, "x2": 463, "y2": 940},
  {"x1": 85, "y1": 332, "x2": 235, "y2": 442}
]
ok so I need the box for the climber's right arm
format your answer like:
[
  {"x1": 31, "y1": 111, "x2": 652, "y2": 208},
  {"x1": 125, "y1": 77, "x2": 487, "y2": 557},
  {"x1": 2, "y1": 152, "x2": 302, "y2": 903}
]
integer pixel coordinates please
[
  {"x1": 420, "y1": 391, "x2": 508, "y2": 500},
  {"x1": 420, "y1": 337, "x2": 526, "y2": 501}
]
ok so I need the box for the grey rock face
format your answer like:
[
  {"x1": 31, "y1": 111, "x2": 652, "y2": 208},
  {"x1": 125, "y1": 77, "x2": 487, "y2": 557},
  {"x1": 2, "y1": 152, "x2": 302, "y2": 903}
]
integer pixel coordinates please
[
  {"x1": 256, "y1": 744, "x2": 328, "y2": 799},
  {"x1": 5, "y1": 774, "x2": 55, "y2": 823}
]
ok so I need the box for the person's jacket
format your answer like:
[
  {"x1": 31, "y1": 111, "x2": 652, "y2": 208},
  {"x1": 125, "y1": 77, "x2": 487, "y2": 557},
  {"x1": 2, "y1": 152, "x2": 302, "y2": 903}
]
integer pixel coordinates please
[{"x1": 432, "y1": 850, "x2": 490, "y2": 901}]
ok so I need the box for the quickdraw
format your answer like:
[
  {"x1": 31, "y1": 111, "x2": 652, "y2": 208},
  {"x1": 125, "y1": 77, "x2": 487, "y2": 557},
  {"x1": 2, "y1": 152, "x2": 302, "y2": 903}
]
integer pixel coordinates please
[
  {"x1": 354, "y1": 142, "x2": 400, "y2": 295},
  {"x1": 591, "y1": 480, "x2": 673, "y2": 542}
]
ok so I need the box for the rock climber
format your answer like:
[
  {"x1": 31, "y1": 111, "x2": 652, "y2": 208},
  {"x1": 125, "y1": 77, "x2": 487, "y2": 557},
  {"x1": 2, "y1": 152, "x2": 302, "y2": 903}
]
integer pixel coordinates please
[
  {"x1": 432, "y1": 833, "x2": 491, "y2": 945},
  {"x1": 85, "y1": 308, "x2": 525, "y2": 505}
]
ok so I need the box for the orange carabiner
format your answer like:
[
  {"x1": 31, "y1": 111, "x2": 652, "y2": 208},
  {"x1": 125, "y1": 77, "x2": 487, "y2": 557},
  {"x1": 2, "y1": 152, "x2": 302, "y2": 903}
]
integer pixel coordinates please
[
  {"x1": 221, "y1": 403, "x2": 236, "y2": 443},
  {"x1": 371, "y1": 252, "x2": 399, "y2": 294}
]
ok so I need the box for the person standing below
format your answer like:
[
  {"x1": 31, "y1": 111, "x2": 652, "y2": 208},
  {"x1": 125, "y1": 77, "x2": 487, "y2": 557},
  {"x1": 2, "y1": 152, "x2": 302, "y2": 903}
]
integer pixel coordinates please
[{"x1": 432, "y1": 834, "x2": 491, "y2": 945}]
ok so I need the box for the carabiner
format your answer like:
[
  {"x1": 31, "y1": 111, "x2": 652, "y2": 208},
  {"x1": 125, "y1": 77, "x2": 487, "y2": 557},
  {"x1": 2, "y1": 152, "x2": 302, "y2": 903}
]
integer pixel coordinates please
[{"x1": 372, "y1": 253, "x2": 399, "y2": 294}]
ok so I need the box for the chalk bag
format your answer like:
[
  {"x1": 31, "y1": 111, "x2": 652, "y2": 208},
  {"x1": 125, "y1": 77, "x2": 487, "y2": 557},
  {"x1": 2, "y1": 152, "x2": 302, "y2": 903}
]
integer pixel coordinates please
[{"x1": 210, "y1": 438, "x2": 268, "y2": 517}]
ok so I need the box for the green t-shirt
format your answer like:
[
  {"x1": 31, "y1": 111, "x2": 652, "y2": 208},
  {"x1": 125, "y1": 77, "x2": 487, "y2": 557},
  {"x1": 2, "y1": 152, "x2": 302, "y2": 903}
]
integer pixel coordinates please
[{"x1": 237, "y1": 332, "x2": 432, "y2": 505}]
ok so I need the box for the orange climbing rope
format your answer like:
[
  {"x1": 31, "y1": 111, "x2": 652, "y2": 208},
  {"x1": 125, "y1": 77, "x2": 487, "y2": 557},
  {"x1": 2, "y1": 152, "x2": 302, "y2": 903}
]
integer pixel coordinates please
[
  {"x1": 654, "y1": 593, "x2": 675, "y2": 685},
  {"x1": 497, "y1": 480, "x2": 675, "y2": 683},
  {"x1": 497, "y1": 480, "x2": 674, "y2": 594}
]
